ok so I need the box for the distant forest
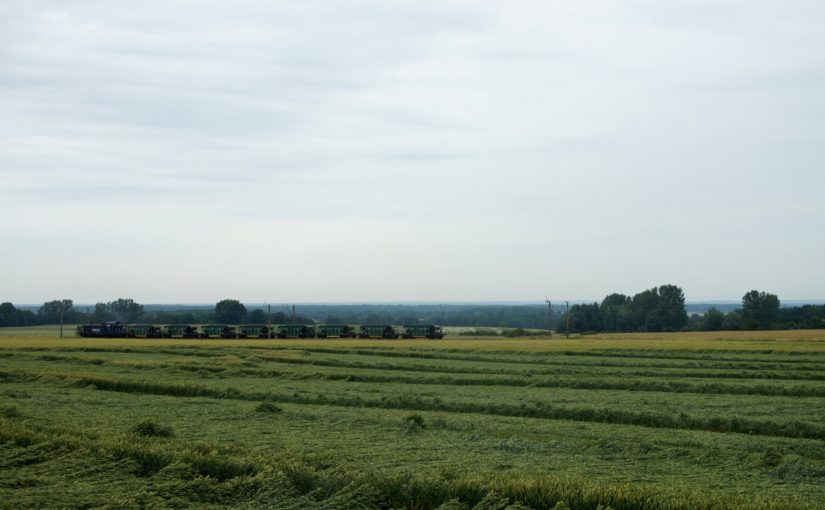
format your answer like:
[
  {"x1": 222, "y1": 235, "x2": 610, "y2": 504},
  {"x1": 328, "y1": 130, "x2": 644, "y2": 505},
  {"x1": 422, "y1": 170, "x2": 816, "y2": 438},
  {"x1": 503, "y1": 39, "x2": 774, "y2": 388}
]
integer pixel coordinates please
[
  {"x1": 1, "y1": 286, "x2": 824, "y2": 332},
  {"x1": 0, "y1": 299, "x2": 560, "y2": 330},
  {"x1": 556, "y1": 287, "x2": 825, "y2": 333}
]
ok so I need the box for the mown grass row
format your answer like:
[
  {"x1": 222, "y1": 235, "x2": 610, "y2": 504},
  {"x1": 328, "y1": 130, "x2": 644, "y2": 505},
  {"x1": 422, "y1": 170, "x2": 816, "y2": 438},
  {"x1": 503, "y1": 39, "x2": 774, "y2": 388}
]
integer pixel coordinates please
[
  {"x1": 313, "y1": 468, "x2": 816, "y2": 510},
  {"x1": 17, "y1": 351, "x2": 818, "y2": 397},
  {"x1": 9, "y1": 348, "x2": 825, "y2": 384},
  {"x1": 11, "y1": 345, "x2": 227, "y2": 358},
  {"x1": 14, "y1": 343, "x2": 825, "y2": 366},
  {"x1": 7, "y1": 370, "x2": 824, "y2": 440},
  {"x1": 121, "y1": 361, "x2": 825, "y2": 398},
  {"x1": 307, "y1": 344, "x2": 825, "y2": 362},
  {"x1": 265, "y1": 345, "x2": 825, "y2": 370},
  {"x1": 227, "y1": 367, "x2": 825, "y2": 397},
  {"x1": 567, "y1": 349, "x2": 825, "y2": 362},
  {"x1": 267, "y1": 355, "x2": 825, "y2": 382},
  {"x1": 10, "y1": 349, "x2": 825, "y2": 396},
  {"x1": 0, "y1": 415, "x2": 816, "y2": 510},
  {"x1": 10, "y1": 345, "x2": 825, "y2": 379},
  {"x1": 248, "y1": 352, "x2": 825, "y2": 382}
]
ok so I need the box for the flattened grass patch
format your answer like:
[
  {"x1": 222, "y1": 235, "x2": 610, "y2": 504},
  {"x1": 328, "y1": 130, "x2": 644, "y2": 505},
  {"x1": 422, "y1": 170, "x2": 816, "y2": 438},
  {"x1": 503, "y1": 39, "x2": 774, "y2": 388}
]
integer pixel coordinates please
[{"x1": 132, "y1": 419, "x2": 174, "y2": 438}]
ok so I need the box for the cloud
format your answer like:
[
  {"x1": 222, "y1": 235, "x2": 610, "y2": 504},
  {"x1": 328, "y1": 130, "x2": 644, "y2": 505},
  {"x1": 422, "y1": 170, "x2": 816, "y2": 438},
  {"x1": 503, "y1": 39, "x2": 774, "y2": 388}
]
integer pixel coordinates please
[{"x1": 1, "y1": 0, "x2": 824, "y2": 302}]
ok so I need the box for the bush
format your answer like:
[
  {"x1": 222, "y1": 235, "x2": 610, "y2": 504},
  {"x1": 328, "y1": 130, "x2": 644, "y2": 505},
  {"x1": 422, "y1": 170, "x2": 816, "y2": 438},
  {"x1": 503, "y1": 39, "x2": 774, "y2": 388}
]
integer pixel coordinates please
[
  {"x1": 458, "y1": 329, "x2": 500, "y2": 337},
  {"x1": 132, "y1": 419, "x2": 174, "y2": 438},
  {"x1": 500, "y1": 328, "x2": 545, "y2": 338}
]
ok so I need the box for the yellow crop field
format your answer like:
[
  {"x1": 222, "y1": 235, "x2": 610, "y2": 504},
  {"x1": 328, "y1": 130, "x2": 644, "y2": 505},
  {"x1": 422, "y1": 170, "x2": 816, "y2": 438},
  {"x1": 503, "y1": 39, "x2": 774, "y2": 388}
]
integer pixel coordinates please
[
  {"x1": 2, "y1": 327, "x2": 825, "y2": 509},
  {"x1": 3, "y1": 328, "x2": 825, "y2": 352}
]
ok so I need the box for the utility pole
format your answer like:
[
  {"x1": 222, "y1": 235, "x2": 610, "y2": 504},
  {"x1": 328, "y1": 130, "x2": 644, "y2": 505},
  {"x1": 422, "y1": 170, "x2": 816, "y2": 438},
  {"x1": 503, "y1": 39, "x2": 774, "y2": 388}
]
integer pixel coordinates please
[
  {"x1": 267, "y1": 303, "x2": 272, "y2": 339},
  {"x1": 292, "y1": 304, "x2": 296, "y2": 325},
  {"x1": 59, "y1": 301, "x2": 64, "y2": 339},
  {"x1": 545, "y1": 297, "x2": 552, "y2": 337},
  {"x1": 565, "y1": 301, "x2": 570, "y2": 339}
]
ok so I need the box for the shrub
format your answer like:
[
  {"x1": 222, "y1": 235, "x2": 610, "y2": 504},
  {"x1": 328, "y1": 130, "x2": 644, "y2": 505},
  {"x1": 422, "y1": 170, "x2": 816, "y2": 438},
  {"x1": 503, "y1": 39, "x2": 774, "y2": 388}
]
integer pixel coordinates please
[{"x1": 458, "y1": 329, "x2": 500, "y2": 337}]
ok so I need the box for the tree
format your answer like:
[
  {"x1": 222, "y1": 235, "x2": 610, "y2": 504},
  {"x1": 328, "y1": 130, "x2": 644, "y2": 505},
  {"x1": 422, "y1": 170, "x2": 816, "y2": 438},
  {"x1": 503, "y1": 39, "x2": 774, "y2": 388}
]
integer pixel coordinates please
[
  {"x1": 722, "y1": 309, "x2": 744, "y2": 330},
  {"x1": 248, "y1": 309, "x2": 267, "y2": 324},
  {"x1": 91, "y1": 302, "x2": 113, "y2": 322},
  {"x1": 703, "y1": 307, "x2": 724, "y2": 331},
  {"x1": 38, "y1": 299, "x2": 74, "y2": 337},
  {"x1": 38, "y1": 299, "x2": 74, "y2": 324},
  {"x1": 178, "y1": 312, "x2": 197, "y2": 325},
  {"x1": 365, "y1": 313, "x2": 391, "y2": 325},
  {"x1": 741, "y1": 290, "x2": 780, "y2": 330},
  {"x1": 685, "y1": 313, "x2": 704, "y2": 331},
  {"x1": 601, "y1": 293, "x2": 631, "y2": 332},
  {"x1": 325, "y1": 315, "x2": 344, "y2": 325},
  {"x1": 631, "y1": 288, "x2": 660, "y2": 331},
  {"x1": 399, "y1": 315, "x2": 420, "y2": 325},
  {"x1": 656, "y1": 284, "x2": 687, "y2": 331},
  {"x1": 779, "y1": 305, "x2": 825, "y2": 329},
  {"x1": 627, "y1": 285, "x2": 687, "y2": 332},
  {"x1": 214, "y1": 299, "x2": 247, "y2": 324},
  {"x1": 109, "y1": 298, "x2": 144, "y2": 322},
  {"x1": 602, "y1": 293, "x2": 631, "y2": 307},
  {"x1": 557, "y1": 303, "x2": 602, "y2": 333},
  {"x1": 0, "y1": 302, "x2": 19, "y2": 327}
]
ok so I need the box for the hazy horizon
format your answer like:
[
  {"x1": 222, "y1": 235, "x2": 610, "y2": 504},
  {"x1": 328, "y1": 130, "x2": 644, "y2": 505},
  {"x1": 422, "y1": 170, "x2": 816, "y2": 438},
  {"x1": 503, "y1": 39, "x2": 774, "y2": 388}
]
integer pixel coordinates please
[
  {"x1": 2, "y1": 1, "x2": 824, "y2": 303},
  {"x1": 11, "y1": 298, "x2": 825, "y2": 309}
]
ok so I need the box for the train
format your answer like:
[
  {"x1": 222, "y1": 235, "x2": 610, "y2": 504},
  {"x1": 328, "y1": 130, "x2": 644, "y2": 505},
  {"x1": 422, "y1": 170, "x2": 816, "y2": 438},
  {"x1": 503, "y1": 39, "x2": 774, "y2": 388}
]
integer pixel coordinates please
[{"x1": 75, "y1": 322, "x2": 444, "y2": 339}]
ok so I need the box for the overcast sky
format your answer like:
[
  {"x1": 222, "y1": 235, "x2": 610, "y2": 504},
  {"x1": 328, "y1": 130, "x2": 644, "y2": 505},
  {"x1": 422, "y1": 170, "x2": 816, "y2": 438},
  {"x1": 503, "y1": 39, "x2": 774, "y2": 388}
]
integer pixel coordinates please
[{"x1": 1, "y1": 1, "x2": 824, "y2": 304}]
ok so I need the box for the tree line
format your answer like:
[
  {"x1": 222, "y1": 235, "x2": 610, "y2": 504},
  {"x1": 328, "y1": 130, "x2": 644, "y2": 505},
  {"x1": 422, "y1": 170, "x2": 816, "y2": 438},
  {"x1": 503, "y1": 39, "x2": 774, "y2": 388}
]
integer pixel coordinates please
[
  {"x1": 556, "y1": 286, "x2": 825, "y2": 333},
  {"x1": 0, "y1": 299, "x2": 313, "y2": 327},
  {"x1": 556, "y1": 284, "x2": 688, "y2": 333},
  {"x1": 0, "y1": 299, "x2": 559, "y2": 329},
  {"x1": 1, "y1": 291, "x2": 823, "y2": 331}
]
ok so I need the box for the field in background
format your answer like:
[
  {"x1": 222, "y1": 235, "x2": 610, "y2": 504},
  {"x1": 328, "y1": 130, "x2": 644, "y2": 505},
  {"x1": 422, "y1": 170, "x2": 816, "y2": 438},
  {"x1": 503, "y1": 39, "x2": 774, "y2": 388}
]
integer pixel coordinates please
[
  {"x1": 0, "y1": 325, "x2": 79, "y2": 337},
  {"x1": 1, "y1": 329, "x2": 824, "y2": 509}
]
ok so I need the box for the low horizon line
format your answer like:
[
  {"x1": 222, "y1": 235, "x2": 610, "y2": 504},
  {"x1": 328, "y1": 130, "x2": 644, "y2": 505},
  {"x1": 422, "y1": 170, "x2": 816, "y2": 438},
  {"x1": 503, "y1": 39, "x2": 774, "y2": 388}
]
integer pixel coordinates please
[{"x1": 10, "y1": 298, "x2": 825, "y2": 307}]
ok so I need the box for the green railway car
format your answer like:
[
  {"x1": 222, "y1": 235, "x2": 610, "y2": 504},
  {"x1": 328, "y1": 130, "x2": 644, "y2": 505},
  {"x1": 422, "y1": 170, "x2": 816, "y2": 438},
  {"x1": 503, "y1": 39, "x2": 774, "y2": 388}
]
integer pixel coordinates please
[
  {"x1": 162, "y1": 325, "x2": 199, "y2": 338},
  {"x1": 402, "y1": 324, "x2": 444, "y2": 339},
  {"x1": 200, "y1": 325, "x2": 238, "y2": 339},
  {"x1": 238, "y1": 325, "x2": 274, "y2": 339},
  {"x1": 316, "y1": 325, "x2": 358, "y2": 338},
  {"x1": 358, "y1": 325, "x2": 399, "y2": 339},
  {"x1": 128, "y1": 324, "x2": 164, "y2": 338},
  {"x1": 277, "y1": 324, "x2": 316, "y2": 338}
]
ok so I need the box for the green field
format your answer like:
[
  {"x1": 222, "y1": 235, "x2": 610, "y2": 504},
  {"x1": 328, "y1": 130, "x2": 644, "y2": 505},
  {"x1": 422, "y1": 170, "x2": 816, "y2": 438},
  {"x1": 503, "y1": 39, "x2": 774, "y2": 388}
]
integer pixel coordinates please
[{"x1": 1, "y1": 331, "x2": 824, "y2": 509}]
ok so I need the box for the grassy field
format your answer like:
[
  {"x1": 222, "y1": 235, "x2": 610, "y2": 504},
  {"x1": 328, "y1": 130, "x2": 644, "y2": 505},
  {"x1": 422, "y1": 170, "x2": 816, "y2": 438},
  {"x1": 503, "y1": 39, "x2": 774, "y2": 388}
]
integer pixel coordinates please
[{"x1": 1, "y1": 329, "x2": 824, "y2": 509}]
